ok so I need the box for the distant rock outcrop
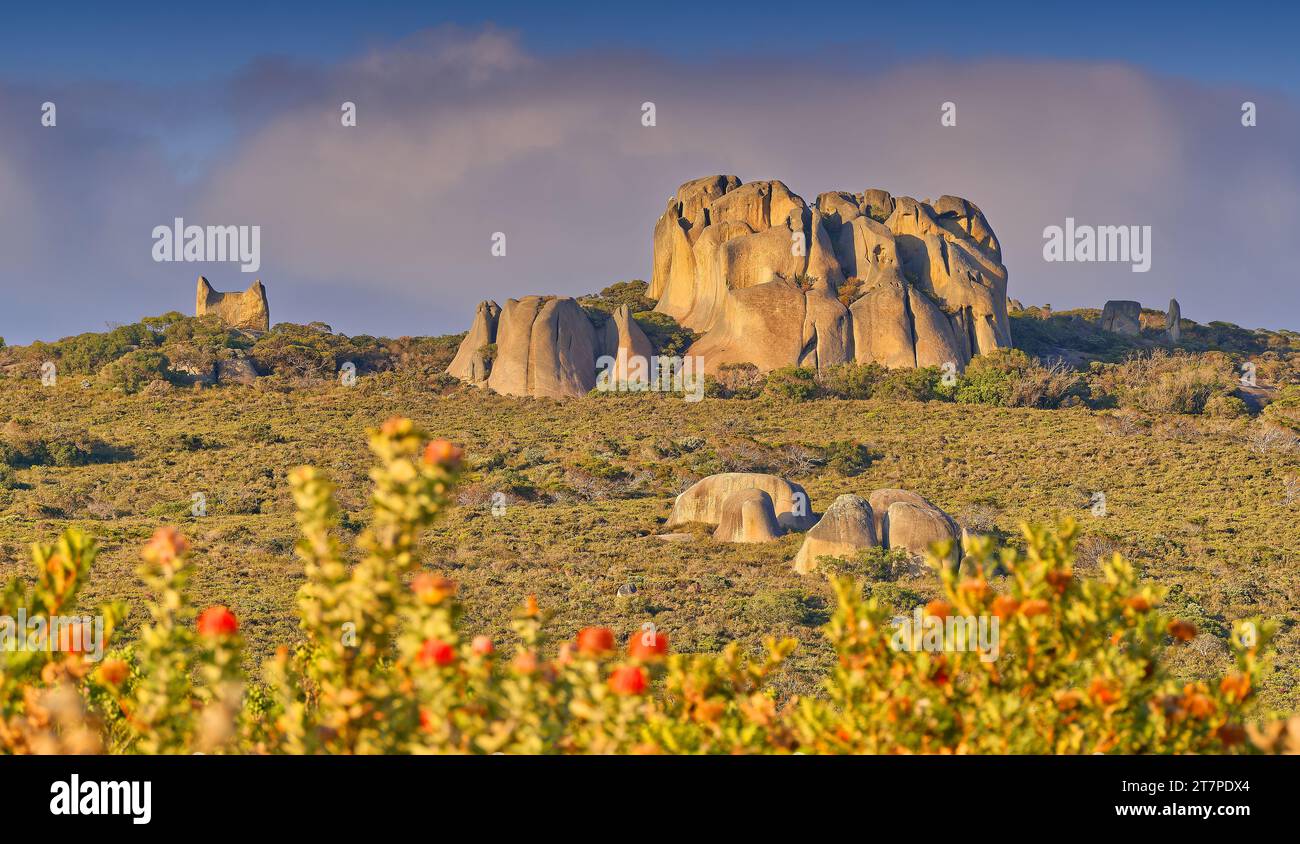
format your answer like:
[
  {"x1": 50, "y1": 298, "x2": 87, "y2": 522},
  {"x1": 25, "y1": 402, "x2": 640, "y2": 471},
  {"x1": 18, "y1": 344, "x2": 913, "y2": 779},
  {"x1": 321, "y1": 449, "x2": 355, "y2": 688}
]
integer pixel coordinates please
[
  {"x1": 196, "y1": 277, "x2": 270, "y2": 333},
  {"x1": 793, "y1": 494, "x2": 877, "y2": 574},
  {"x1": 667, "y1": 472, "x2": 815, "y2": 531},
  {"x1": 447, "y1": 300, "x2": 501, "y2": 385},
  {"x1": 713, "y1": 489, "x2": 783, "y2": 543},
  {"x1": 883, "y1": 501, "x2": 962, "y2": 569},
  {"x1": 652, "y1": 177, "x2": 1010, "y2": 373},
  {"x1": 1100, "y1": 300, "x2": 1142, "y2": 336},
  {"x1": 1166, "y1": 298, "x2": 1182, "y2": 344},
  {"x1": 447, "y1": 175, "x2": 1013, "y2": 395}
]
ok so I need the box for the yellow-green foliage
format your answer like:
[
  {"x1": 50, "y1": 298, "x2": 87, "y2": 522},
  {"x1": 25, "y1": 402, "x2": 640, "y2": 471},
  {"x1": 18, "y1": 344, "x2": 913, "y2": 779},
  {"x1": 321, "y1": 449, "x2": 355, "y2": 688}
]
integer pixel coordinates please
[{"x1": 0, "y1": 420, "x2": 1279, "y2": 754}]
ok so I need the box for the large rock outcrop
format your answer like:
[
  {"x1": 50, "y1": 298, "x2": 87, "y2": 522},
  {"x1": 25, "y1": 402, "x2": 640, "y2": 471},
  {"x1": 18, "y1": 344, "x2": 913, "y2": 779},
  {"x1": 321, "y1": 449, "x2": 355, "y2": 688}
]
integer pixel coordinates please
[
  {"x1": 793, "y1": 494, "x2": 877, "y2": 574},
  {"x1": 447, "y1": 174, "x2": 1013, "y2": 395},
  {"x1": 196, "y1": 277, "x2": 270, "y2": 333},
  {"x1": 713, "y1": 489, "x2": 783, "y2": 543},
  {"x1": 652, "y1": 176, "x2": 1010, "y2": 373},
  {"x1": 667, "y1": 472, "x2": 815, "y2": 531}
]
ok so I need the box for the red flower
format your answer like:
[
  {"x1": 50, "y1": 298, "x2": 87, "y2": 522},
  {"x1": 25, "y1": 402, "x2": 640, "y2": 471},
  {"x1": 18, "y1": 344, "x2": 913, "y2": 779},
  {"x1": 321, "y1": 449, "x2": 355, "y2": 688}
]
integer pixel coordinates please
[
  {"x1": 471, "y1": 635, "x2": 494, "y2": 656},
  {"x1": 417, "y1": 638, "x2": 456, "y2": 667},
  {"x1": 628, "y1": 629, "x2": 669, "y2": 661},
  {"x1": 609, "y1": 665, "x2": 647, "y2": 696},
  {"x1": 196, "y1": 606, "x2": 239, "y2": 637},
  {"x1": 577, "y1": 626, "x2": 615, "y2": 655}
]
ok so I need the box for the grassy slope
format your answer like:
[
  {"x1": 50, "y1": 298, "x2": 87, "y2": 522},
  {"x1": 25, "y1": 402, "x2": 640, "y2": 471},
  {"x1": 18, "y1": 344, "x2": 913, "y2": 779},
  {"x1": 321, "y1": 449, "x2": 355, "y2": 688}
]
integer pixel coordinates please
[{"x1": 1, "y1": 374, "x2": 1296, "y2": 711}]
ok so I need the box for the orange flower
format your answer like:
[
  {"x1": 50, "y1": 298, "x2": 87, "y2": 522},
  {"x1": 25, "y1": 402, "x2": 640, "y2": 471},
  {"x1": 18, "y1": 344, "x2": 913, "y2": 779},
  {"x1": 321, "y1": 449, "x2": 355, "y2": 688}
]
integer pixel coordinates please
[
  {"x1": 1219, "y1": 673, "x2": 1251, "y2": 702},
  {"x1": 522, "y1": 595, "x2": 539, "y2": 617},
  {"x1": 576, "y1": 626, "x2": 615, "y2": 655},
  {"x1": 143, "y1": 526, "x2": 190, "y2": 564},
  {"x1": 411, "y1": 573, "x2": 457, "y2": 605},
  {"x1": 1123, "y1": 595, "x2": 1152, "y2": 612},
  {"x1": 512, "y1": 650, "x2": 538, "y2": 675},
  {"x1": 416, "y1": 638, "x2": 456, "y2": 667},
  {"x1": 97, "y1": 658, "x2": 129, "y2": 686},
  {"x1": 959, "y1": 580, "x2": 990, "y2": 602},
  {"x1": 1088, "y1": 677, "x2": 1119, "y2": 706},
  {"x1": 628, "y1": 629, "x2": 669, "y2": 661},
  {"x1": 470, "y1": 635, "x2": 494, "y2": 656},
  {"x1": 1167, "y1": 620, "x2": 1197, "y2": 642},
  {"x1": 1020, "y1": 599, "x2": 1050, "y2": 617},
  {"x1": 1184, "y1": 692, "x2": 1214, "y2": 719},
  {"x1": 608, "y1": 665, "x2": 647, "y2": 696},
  {"x1": 380, "y1": 417, "x2": 409, "y2": 436},
  {"x1": 1055, "y1": 690, "x2": 1083, "y2": 712},
  {"x1": 991, "y1": 595, "x2": 1020, "y2": 619},
  {"x1": 196, "y1": 606, "x2": 239, "y2": 638},
  {"x1": 924, "y1": 600, "x2": 952, "y2": 619},
  {"x1": 422, "y1": 439, "x2": 463, "y2": 468},
  {"x1": 1045, "y1": 569, "x2": 1073, "y2": 594}
]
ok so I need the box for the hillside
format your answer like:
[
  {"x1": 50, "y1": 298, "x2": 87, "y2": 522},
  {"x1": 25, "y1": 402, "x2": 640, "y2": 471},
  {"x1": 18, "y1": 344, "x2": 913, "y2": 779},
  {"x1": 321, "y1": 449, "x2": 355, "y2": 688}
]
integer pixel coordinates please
[{"x1": 2, "y1": 311, "x2": 1298, "y2": 710}]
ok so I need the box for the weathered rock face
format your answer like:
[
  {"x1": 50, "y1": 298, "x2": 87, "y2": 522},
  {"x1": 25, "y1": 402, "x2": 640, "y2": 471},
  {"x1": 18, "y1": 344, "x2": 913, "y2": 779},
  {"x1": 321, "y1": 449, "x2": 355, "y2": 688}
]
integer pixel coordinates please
[
  {"x1": 1166, "y1": 298, "x2": 1182, "y2": 344},
  {"x1": 447, "y1": 300, "x2": 501, "y2": 385},
  {"x1": 667, "y1": 472, "x2": 815, "y2": 531},
  {"x1": 713, "y1": 489, "x2": 783, "y2": 543},
  {"x1": 652, "y1": 176, "x2": 1010, "y2": 373},
  {"x1": 793, "y1": 494, "x2": 877, "y2": 574},
  {"x1": 884, "y1": 501, "x2": 961, "y2": 568},
  {"x1": 597, "y1": 304, "x2": 656, "y2": 385},
  {"x1": 485, "y1": 296, "x2": 599, "y2": 399},
  {"x1": 1101, "y1": 300, "x2": 1142, "y2": 336},
  {"x1": 196, "y1": 277, "x2": 270, "y2": 333}
]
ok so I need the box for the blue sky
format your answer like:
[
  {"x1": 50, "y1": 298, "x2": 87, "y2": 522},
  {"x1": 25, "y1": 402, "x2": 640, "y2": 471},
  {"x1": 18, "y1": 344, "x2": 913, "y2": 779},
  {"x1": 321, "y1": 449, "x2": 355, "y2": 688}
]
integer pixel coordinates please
[
  {"x1": 4, "y1": 1, "x2": 1297, "y2": 94},
  {"x1": 0, "y1": 2, "x2": 1297, "y2": 344}
]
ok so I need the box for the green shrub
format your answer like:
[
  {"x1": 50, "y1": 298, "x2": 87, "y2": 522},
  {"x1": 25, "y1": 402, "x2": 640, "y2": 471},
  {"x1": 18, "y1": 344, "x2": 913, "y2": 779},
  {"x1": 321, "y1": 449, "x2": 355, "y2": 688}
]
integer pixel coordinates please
[
  {"x1": 99, "y1": 349, "x2": 170, "y2": 394},
  {"x1": 820, "y1": 440, "x2": 877, "y2": 476},
  {"x1": 764, "y1": 366, "x2": 820, "y2": 401},
  {"x1": 874, "y1": 366, "x2": 945, "y2": 402},
  {"x1": 818, "y1": 362, "x2": 886, "y2": 399}
]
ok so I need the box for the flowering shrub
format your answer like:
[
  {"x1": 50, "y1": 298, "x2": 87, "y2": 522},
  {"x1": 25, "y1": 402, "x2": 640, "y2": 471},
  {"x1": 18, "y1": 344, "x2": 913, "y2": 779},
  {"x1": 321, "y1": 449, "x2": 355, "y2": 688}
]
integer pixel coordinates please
[{"x1": 0, "y1": 418, "x2": 1282, "y2": 754}]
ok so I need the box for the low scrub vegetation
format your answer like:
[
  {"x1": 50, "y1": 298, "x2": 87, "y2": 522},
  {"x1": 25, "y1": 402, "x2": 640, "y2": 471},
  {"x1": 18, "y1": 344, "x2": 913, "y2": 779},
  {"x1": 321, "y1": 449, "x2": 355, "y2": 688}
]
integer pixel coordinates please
[{"x1": 0, "y1": 420, "x2": 1282, "y2": 754}]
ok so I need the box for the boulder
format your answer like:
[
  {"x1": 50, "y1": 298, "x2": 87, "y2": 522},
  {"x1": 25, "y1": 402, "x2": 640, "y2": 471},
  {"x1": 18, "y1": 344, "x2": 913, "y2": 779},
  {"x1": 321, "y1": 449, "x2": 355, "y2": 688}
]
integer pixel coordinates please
[
  {"x1": 447, "y1": 300, "x2": 501, "y2": 385},
  {"x1": 1101, "y1": 300, "x2": 1142, "y2": 336},
  {"x1": 867, "y1": 488, "x2": 936, "y2": 540},
  {"x1": 793, "y1": 494, "x2": 877, "y2": 574},
  {"x1": 486, "y1": 296, "x2": 599, "y2": 399},
  {"x1": 215, "y1": 355, "x2": 258, "y2": 385},
  {"x1": 883, "y1": 502, "x2": 961, "y2": 568},
  {"x1": 667, "y1": 472, "x2": 815, "y2": 531},
  {"x1": 196, "y1": 277, "x2": 270, "y2": 333},
  {"x1": 713, "y1": 489, "x2": 783, "y2": 543},
  {"x1": 1166, "y1": 298, "x2": 1182, "y2": 344}
]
